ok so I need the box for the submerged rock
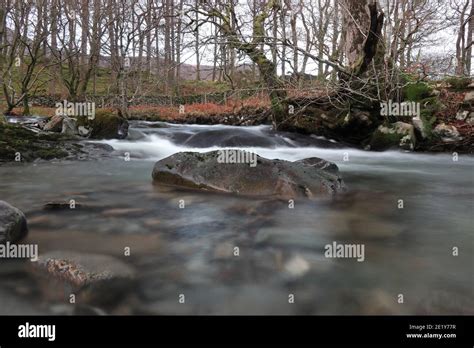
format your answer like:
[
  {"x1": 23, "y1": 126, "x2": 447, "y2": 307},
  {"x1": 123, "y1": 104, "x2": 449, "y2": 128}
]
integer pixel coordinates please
[
  {"x1": 152, "y1": 150, "x2": 345, "y2": 199},
  {"x1": 0, "y1": 288, "x2": 47, "y2": 315},
  {"x1": 43, "y1": 201, "x2": 83, "y2": 211},
  {"x1": 0, "y1": 201, "x2": 28, "y2": 243},
  {"x1": 32, "y1": 250, "x2": 136, "y2": 307},
  {"x1": 33, "y1": 250, "x2": 135, "y2": 287}
]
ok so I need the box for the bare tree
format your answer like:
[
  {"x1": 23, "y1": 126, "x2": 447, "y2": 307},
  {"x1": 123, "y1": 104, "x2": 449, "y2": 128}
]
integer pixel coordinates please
[{"x1": 1, "y1": 0, "x2": 51, "y2": 115}]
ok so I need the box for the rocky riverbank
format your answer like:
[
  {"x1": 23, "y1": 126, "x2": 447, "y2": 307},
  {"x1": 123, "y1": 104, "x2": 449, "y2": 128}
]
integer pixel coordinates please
[
  {"x1": 0, "y1": 122, "x2": 117, "y2": 163},
  {"x1": 1, "y1": 79, "x2": 473, "y2": 162},
  {"x1": 279, "y1": 82, "x2": 474, "y2": 154},
  {"x1": 0, "y1": 109, "x2": 129, "y2": 163}
]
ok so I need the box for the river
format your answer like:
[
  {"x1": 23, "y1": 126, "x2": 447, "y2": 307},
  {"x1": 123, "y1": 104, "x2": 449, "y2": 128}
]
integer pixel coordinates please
[{"x1": 0, "y1": 121, "x2": 472, "y2": 314}]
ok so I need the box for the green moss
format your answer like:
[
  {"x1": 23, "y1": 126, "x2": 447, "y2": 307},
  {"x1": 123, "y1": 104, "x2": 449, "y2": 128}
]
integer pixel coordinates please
[
  {"x1": 37, "y1": 132, "x2": 70, "y2": 141},
  {"x1": 418, "y1": 97, "x2": 441, "y2": 139},
  {"x1": 34, "y1": 148, "x2": 68, "y2": 159},
  {"x1": 370, "y1": 130, "x2": 402, "y2": 151},
  {"x1": 445, "y1": 76, "x2": 471, "y2": 90},
  {"x1": 403, "y1": 82, "x2": 432, "y2": 101},
  {"x1": 0, "y1": 123, "x2": 69, "y2": 162},
  {"x1": 329, "y1": 107, "x2": 380, "y2": 144}
]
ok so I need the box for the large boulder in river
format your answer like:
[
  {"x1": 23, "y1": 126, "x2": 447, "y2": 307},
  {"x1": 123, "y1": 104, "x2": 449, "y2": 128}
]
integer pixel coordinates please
[
  {"x1": 152, "y1": 150, "x2": 345, "y2": 199},
  {"x1": 0, "y1": 201, "x2": 28, "y2": 243},
  {"x1": 76, "y1": 109, "x2": 129, "y2": 139}
]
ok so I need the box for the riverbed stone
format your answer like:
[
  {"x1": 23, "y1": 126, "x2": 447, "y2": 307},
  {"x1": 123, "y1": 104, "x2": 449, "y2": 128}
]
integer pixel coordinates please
[
  {"x1": 0, "y1": 201, "x2": 28, "y2": 243},
  {"x1": 0, "y1": 288, "x2": 47, "y2": 315},
  {"x1": 31, "y1": 250, "x2": 136, "y2": 307},
  {"x1": 33, "y1": 250, "x2": 135, "y2": 287},
  {"x1": 152, "y1": 150, "x2": 345, "y2": 199}
]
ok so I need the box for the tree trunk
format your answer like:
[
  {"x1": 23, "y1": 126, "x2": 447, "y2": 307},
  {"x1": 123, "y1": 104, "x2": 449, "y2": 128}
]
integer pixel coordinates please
[
  {"x1": 466, "y1": 0, "x2": 473, "y2": 75},
  {"x1": 208, "y1": 1, "x2": 288, "y2": 128},
  {"x1": 341, "y1": 0, "x2": 384, "y2": 77},
  {"x1": 280, "y1": 7, "x2": 287, "y2": 77},
  {"x1": 195, "y1": 0, "x2": 200, "y2": 81},
  {"x1": 49, "y1": 0, "x2": 58, "y2": 94}
]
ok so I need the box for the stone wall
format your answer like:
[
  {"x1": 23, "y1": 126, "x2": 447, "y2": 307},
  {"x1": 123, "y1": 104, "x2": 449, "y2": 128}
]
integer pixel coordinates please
[{"x1": 0, "y1": 93, "x2": 235, "y2": 108}]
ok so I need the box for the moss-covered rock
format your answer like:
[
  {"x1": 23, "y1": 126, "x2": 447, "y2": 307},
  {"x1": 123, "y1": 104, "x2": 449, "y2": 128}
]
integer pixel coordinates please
[
  {"x1": 152, "y1": 150, "x2": 345, "y2": 199},
  {"x1": 0, "y1": 123, "x2": 69, "y2": 162},
  {"x1": 416, "y1": 97, "x2": 441, "y2": 140},
  {"x1": 369, "y1": 122, "x2": 416, "y2": 151},
  {"x1": 331, "y1": 108, "x2": 380, "y2": 144},
  {"x1": 445, "y1": 76, "x2": 472, "y2": 90},
  {"x1": 76, "y1": 109, "x2": 129, "y2": 139},
  {"x1": 0, "y1": 201, "x2": 28, "y2": 243}
]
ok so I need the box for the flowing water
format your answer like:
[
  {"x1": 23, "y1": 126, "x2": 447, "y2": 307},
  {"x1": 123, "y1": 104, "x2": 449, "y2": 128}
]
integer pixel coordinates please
[{"x1": 0, "y1": 121, "x2": 473, "y2": 315}]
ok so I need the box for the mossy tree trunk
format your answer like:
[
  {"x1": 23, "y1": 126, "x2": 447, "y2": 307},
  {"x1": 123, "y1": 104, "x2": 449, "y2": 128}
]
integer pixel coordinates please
[
  {"x1": 201, "y1": 0, "x2": 288, "y2": 129},
  {"x1": 339, "y1": 1, "x2": 384, "y2": 80},
  {"x1": 0, "y1": 22, "x2": 5, "y2": 121},
  {"x1": 336, "y1": 0, "x2": 385, "y2": 114}
]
